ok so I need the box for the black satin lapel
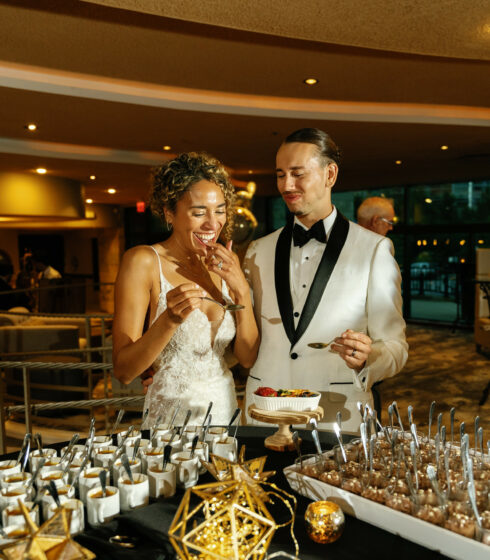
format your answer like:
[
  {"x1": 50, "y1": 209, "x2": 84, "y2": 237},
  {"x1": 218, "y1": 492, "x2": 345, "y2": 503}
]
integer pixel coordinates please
[
  {"x1": 293, "y1": 212, "x2": 350, "y2": 346},
  {"x1": 274, "y1": 216, "x2": 295, "y2": 345}
]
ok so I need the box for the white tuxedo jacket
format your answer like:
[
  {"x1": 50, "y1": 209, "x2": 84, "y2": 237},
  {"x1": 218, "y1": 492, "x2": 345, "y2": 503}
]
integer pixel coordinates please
[{"x1": 243, "y1": 212, "x2": 408, "y2": 433}]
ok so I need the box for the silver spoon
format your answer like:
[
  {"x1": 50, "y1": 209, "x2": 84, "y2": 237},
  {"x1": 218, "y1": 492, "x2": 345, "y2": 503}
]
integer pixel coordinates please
[
  {"x1": 309, "y1": 421, "x2": 323, "y2": 464},
  {"x1": 202, "y1": 296, "x2": 244, "y2": 312},
  {"x1": 121, "y1": 453, "x2": 134, "y2": 484},
  {"x1": 307, "y1": 339, "x2": 335, "y2": 349},
  {"x1": 168, "y1": 401, "x2": 182, "y2": 431},
  {"x1": 26, "y1": 457, "x2": 46, "y2": 493},
  {"x1": 47, "y1": 480, "x2": 61, "y2": 508},
  {"x1": 407, "y1": 405, "x2": 414, "y2": 426},
  {"x1": 109, "y1": 409, "x2": 125, "y2": 441},
  {"x1": 201, "y1": 414, "x2": 212, "y2": 442},
  {"x1": 333, "y1": 422, "x2": 347, "y2": 463},
  {"x1": 468, "y1": 480, "x2": 482, "y2": 529},
  {"x1": 437, "y1": 413, "x2": 443, "y2": 439},
  {"x1": 292, "y1": 431, "x2": 303, "y2": 468},
  {"x1": 410, "y1": 440, "x2": 419, "y2": 491},
  {"x1": 68, "y1": 453, "x2": 90, "y2": 495},
  {"x1": 360, "y1": 423, "x2": 369, "y2": 467},
  {"x1": 132, "y1": 438, "x2": 141, "y2": 461},
  {"x1": 474, "y1": 416, "x2": 480, "y2": 455},
  {"x1": 428, "y1": 401, "x2": 436, "y2": 442},
  {"x1": 140, "y1": 408, "x2": 150, "y2": 431},
  {"x1": 99, "y1": 469, "x2": 108, "y2": 497},
  {"x1": 179, "y1": 410, "x2": 192, "y2": 436},
  {"x1": 201, "y1": 402, "x2": 213, "y2": 432},
  {"x1": 190, "y1": 435, "x2": 199, "y2": 459},
  {"x1": 410, "y1": 422, "x2": 419, "y2": 450},
  {"x1": 449, "y1": 407, "x2": 455, "y2": 445},
  {"x1": 34, "y1": 433, "x2": 43, "y2": 455},
  {"x1": 60, "y1": 433, "x2": 80, "y2": 463},
  {"x1": 426, "y1": 465, "x2": 446, "y2": 506},
  {"x1": 114, "y1": 424, "x2": 135, "y2": 458},
  {"x1": 392, "y1": 401, "x2": 404, "y2": 434},
  {"x1": 405, "y1": 471, "x2": 418, "y2": 505},
  {"x1": 162, "y1": 444, "x2": 172, "y2": 472},
  {"x1": 336, "y1": 412, "x2": 343, "y2": 445},
  {"x1": 16, "y1": 433, "x2": 31, "y2": 466},
  {"x1": 223, "y1": 408, "x2": 241, "y2": 441}
]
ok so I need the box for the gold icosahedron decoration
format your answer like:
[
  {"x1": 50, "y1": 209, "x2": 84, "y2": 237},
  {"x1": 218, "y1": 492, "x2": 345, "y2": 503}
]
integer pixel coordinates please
[
  {"x1": 0, "y1": 501, "x2": 95, "y2": 560},
  {"x1": 169, "y1": 480, "x2": 276, "y2": 560}
]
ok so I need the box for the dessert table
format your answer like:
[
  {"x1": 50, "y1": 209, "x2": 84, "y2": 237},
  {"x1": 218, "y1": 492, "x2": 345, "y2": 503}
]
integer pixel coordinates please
[{"x1": 0, "y1": 426, "x2": 451, "y2": 560}]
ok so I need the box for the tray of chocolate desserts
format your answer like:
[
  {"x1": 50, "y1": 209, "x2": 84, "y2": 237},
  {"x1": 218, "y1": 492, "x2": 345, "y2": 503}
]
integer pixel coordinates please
[
  {"x1": 284, "y1": 402, "x2": 490, "y2": 560},
  {"x1": 0, "y1": 403, "x2": 241, "y2": 544}
]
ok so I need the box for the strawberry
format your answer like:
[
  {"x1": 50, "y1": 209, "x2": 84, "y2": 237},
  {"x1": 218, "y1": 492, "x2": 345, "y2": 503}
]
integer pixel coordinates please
[{"x1": 255, "y1": 386, "x2": 278, "y2": 397}]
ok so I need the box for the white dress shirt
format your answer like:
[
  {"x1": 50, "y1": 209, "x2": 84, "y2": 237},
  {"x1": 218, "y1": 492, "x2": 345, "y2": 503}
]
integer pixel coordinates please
[{"x1": 290, "y1": 206, "x2": 337, "y2": 328}]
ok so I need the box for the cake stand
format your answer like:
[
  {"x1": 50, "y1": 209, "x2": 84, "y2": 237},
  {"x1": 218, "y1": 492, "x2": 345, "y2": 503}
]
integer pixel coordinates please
[{"x1": 248, "y1": 404, "x2": 324, "y2": 452}]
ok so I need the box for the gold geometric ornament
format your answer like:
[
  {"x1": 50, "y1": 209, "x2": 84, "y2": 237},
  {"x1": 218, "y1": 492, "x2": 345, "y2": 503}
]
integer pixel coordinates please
[{"x1": 168, "y1": 480, "x2": 276, "y2": 560}]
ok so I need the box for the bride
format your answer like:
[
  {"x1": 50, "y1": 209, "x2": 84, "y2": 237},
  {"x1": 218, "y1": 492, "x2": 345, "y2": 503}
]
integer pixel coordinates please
[{"x1": 112, "y1": 152, "x2": 259, "y2": 426}]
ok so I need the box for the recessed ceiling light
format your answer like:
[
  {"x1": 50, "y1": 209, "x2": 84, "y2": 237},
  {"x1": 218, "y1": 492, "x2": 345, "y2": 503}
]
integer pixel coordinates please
[
  {"x1": 425, "y1": 198, "x2": 432, "y2": 203},
  {"x1": 36, "y1": 168, "x2": 47, "y2": 174},
  {"x1": 85, "y1": 198, "x2": 93, "y2": 204},
  {"x1": 440, "y1": 145, "x2": 449, "y2": 150},
  {"x1": 395, "y1": 160, "x2": 402, "y2": 165},
  {"x1": 303, "y1": 78, "x2": 318, "y2": 85},
  {"x1": 163, "y1": 145, "x2": 171, "y2": 151},
  {"x1": 107, "y1": 188, "x2": 116, "y2": 194},
  {"x1": 248, "y1": 170, "x2": 253, "y2": 174},
  {"x1": 89, "y1": 175, "x2": 96, "y2": 180},
  {"x1": 26, "y1": 123, "x2": 37, "y2": 131}
]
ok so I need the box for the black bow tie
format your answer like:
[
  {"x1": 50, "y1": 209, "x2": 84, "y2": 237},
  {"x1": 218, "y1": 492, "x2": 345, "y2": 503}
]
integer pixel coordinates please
[{"x1": 292, "y1": 221, "x2": 326, "y2": 247}]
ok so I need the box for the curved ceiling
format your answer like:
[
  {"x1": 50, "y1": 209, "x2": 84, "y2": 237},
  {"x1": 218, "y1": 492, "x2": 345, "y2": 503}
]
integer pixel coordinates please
[
  {"x1": 0, "y1": 0, "x2": 489, "y2": 208},
  {"x1": 82, "y1": 0, "x2": 490, "y2": 61}
]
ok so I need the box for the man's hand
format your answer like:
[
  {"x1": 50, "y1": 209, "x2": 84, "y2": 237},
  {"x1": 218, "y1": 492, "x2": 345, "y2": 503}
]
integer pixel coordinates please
[
  {"x1": 141, "y1": 367, "x2": 155, "y2": 395},
  {"x1": 331, "y1": 329, "x2": 372, "y2": 373}
]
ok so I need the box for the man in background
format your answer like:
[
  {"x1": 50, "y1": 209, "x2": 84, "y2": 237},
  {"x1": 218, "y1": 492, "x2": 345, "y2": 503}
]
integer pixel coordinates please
[{"x1": 357, "y1": 196, "x2": 397, "y2": 236}]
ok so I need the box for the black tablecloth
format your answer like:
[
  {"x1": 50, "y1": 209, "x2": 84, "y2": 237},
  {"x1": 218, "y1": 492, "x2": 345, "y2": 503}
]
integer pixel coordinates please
[{"x1": 2, "y1": 427, "x2": 450, "y2": 560}]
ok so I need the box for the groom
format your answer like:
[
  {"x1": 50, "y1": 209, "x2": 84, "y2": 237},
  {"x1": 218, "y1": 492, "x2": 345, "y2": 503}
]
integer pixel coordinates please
[{"x1": 243, "y1": 128, "x2": 408, "y2": 433}]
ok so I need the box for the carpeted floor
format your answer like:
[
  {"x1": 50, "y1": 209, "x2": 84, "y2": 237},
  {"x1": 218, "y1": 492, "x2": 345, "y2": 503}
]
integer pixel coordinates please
[{"x1": 379, "y1": 324, "x2": 490, "y2": 446}]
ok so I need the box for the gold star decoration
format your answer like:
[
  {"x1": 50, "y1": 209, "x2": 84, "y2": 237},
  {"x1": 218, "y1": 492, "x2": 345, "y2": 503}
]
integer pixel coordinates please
[
  {"x1": 202, "y1": 445, "x2": 275, "y2": 502},
  {"x1": 0, "y1": 501, "x2": 95, "y2": 560}
]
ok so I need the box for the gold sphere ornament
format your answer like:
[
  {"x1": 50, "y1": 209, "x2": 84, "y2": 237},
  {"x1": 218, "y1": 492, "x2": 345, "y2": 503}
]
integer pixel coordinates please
[{"x1": 304, "y1": 500, "x2": 345, "y2": 544}]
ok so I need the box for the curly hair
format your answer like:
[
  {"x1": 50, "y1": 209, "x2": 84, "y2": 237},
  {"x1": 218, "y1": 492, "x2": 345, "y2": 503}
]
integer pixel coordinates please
[{"x1": 149, "y1": 152, "x2": 235, "y2": 240}]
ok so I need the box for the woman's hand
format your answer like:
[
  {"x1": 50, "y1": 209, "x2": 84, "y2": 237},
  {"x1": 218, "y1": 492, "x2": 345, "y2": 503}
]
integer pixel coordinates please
[
  {"x1": 166, "y1": 282, "x2": 204, "y2": 325},
  {"x1": 331, "y1": 329, "x2": 372, "y2": 373},
  {"x1": 204, "y1": 241, "x2": 249, "y2": 302}
]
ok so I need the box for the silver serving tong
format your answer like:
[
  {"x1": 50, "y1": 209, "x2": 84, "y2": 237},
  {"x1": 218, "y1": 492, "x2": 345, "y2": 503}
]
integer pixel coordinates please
[
  {"x1": 292, "y1": 431, "x2": 303, "y2": 468},
  {"x1": 333, "y1": 422, "x2": 347, "y2": 464},
  {"x1": 109, "y1": 409, "x2": 125, "y2": 441},
  {"x1": 99, "y1": 469, "x2": 108, "y2": 497},
  {"x1": 121, "y1": 453, "x2": 134, "y2": 484}
]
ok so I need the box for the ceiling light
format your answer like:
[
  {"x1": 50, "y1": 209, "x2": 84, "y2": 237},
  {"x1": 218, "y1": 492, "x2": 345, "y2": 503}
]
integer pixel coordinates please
[
  {"x1": 248, "y1": 170, "x2": 253, "y2": 174},
  {"x1": 395, "y1": 160, "x2": 402, "y2": 165},
  {"x1": 303, "y1": 78, "x2": 318, "y2": 85},
  {"x1": 107, "y1": 188, "x2": 116, "y2": 194},
  {"x1": 163, "y1": 145, "x2": 171, "y2": 151},
  {"x1": 440, "y1": 145, "x2": 449, "y2": 150},
  {"x1": 478, "y1": 239, "x2": 484, "y2": 244},
  {"x1": 425, "y1": 198, "x2": 432, "y2": 203},
  {"x1": 89, "y1": 175, "x2": 96, "y2": 180},
  {"x1": 85, "y1": 198, "x2": 93, "y2": 204},
  {"x1": 36, "y1": 168, "x2": 47, "y2": 174},
  {"x1": 26, "y1": 123, "x2": 37, "y2": 131},
  {"x1": 460, "y1": 239, "x2": 466, "y2": 246}
]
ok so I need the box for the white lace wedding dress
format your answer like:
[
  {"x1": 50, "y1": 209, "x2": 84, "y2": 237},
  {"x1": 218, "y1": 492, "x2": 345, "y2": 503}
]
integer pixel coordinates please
[{"x1": 142, "y1": 247, "x2": 238, "y2": 428}]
